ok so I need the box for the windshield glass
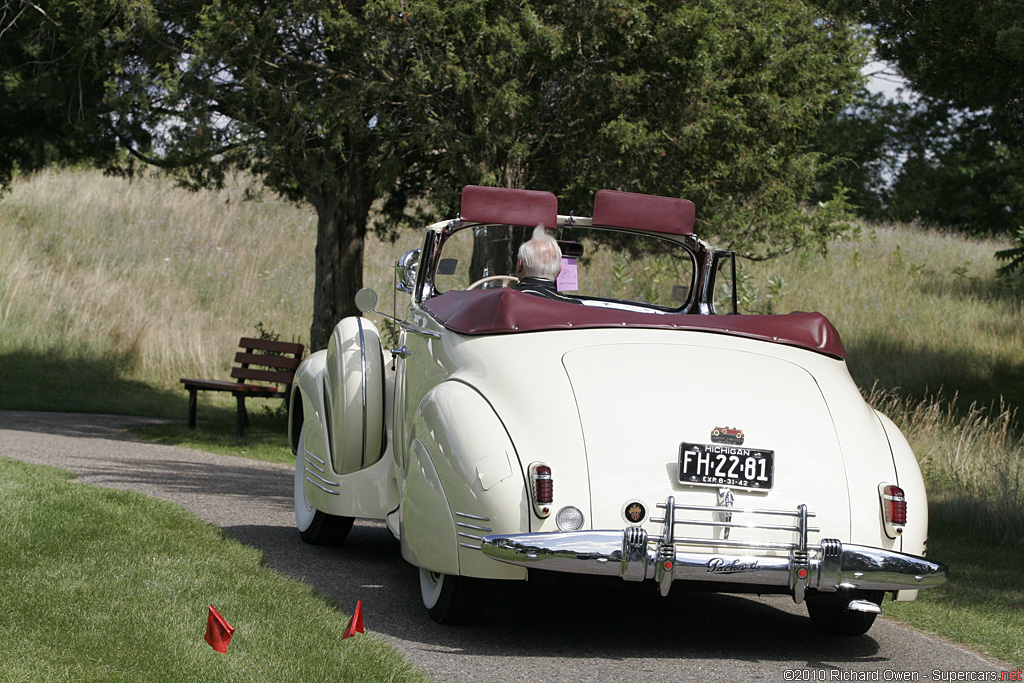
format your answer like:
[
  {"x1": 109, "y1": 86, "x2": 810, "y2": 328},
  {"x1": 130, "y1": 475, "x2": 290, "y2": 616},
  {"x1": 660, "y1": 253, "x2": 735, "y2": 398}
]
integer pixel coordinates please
[{"x1": 431, "y1": 223, "x2": 696, "y2": 312}]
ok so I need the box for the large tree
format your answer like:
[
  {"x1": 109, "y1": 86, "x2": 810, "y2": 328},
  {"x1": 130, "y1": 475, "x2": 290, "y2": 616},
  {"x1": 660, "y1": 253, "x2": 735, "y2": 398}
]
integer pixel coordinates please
[
  {"x1": 4, "y1": 1, "x2": 865, "y2": 348},
  {"x1": 396, "y1": 1, "x2": 866, "y2": 259}
]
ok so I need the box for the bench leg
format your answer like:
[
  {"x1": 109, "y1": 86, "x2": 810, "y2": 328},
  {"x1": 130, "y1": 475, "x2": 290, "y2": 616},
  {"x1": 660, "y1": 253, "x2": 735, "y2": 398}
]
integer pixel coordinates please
[
  {"x1": 187, "y1": 388, "x2": 198, "y2": 429},
  {"x1": 236, "y1": 394, "x2": 247, "y2": 438}
]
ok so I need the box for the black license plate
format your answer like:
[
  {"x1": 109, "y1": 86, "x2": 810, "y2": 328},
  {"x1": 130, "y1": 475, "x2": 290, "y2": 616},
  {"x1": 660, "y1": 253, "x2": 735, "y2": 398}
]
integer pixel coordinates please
[{"x1": 678, "y1": 443, "x2": 774, "y2": 491}]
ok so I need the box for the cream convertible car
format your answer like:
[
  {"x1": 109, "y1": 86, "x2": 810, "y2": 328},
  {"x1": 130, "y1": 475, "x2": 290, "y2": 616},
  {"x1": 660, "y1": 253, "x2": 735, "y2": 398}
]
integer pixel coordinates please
[{"x1": 290, "y1": 186, "x2": 946, "y2": 635}]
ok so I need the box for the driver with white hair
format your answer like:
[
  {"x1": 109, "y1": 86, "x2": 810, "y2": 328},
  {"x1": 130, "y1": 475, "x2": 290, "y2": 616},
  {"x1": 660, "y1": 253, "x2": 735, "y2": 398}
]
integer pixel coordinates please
[{"x1": 515, "y1": 226, "x2": 581, "y2": 304}]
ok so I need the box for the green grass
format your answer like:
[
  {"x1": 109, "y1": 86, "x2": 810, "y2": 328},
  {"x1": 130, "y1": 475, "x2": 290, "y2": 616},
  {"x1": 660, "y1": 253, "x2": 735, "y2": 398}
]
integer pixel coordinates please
[
  {"x1": 885, "y1": 524, "x2": 1024, "y2": 668},
  {"x1": 2, "y1": 167, "x2": 1024, "y2": 667},
  {"x1": 0, "y1": 457, "x2": 430, "y2": 682},
  {"x1": 131, "y1": 400, "x2": 295, "y2": 465},
  {"x1": 739, "y1": 225, "x2": 1024, "y2": 412}
]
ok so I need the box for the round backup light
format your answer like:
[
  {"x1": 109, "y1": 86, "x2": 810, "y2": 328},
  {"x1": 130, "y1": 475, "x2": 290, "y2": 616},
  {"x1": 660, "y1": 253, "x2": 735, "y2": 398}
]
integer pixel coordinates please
[{"x1": 556, "y1": 506, "x2": 585, "y2": 531}]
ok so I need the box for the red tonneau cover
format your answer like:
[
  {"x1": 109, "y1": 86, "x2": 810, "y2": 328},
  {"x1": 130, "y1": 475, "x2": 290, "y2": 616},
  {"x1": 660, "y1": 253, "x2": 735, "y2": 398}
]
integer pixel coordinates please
[{"x1": 423, "y1": 289, "x2": 846, "y2": 359}]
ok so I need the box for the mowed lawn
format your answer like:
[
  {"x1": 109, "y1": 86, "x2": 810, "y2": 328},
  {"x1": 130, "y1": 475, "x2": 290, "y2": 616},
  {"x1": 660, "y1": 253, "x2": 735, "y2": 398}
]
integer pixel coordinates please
[{"x1": 0, "y1": 458, "x2": 431, "y2": 682}]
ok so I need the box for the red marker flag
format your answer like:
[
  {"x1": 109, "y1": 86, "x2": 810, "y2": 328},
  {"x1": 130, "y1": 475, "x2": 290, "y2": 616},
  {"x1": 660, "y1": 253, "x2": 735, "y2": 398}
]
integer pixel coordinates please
[
  {"x1": 341, "y1": 600, "x2": 364, "y2": 640},
  {"x1": 204, "y1": 605, "x2": 235, "y2": 653}
]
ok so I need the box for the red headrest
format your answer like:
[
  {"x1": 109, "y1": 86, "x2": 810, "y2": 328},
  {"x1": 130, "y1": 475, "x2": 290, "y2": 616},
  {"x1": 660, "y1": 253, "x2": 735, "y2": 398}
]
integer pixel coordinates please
[
  {"x1": 460, "y1": 185, "x2": 559, "y2": 228},
  {"x1": 593, "y1": 189, "x2": 695, "y2": 235}
]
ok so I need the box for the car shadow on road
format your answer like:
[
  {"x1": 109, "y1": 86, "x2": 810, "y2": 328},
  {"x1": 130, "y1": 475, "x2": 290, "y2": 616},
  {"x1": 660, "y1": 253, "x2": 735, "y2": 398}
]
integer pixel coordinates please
[{"x1": 222, "y1": 520, "x2": 885, "y2": 668}]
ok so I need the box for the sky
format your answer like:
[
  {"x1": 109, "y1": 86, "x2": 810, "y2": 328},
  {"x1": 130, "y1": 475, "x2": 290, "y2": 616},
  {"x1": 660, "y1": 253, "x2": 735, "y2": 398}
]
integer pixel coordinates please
[{"x1": 864, "y1": 59, "x2": 914, "y2": 102}]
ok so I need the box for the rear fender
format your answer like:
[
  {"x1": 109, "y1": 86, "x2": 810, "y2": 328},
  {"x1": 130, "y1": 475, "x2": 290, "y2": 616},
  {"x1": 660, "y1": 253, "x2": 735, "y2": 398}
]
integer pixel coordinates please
[
  {"x1": 401, "y1": 381, "x2": 528, "y2": 580},
  {"x1": 876, "y1": 410, "x2": 929, "y2": 558}
]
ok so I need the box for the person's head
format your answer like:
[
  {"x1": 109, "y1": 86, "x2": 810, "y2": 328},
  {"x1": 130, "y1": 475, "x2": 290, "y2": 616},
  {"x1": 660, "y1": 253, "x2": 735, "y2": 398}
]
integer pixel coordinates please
[{"x1": 517, "y1": 225, "x2": 562, "y2": 280}]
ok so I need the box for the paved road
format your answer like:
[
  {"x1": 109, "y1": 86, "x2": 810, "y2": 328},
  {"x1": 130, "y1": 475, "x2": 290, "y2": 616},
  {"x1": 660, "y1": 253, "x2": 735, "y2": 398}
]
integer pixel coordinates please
[{"x1": 0, "y1": 410, "x2": 1014, "y2": 682}]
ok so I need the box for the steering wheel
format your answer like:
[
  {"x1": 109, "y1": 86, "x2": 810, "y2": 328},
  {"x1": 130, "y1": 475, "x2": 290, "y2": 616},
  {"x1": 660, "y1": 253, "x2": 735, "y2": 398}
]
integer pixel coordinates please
[{"x1": 466, "y1": 275, "x2": 520, "y2": 290}]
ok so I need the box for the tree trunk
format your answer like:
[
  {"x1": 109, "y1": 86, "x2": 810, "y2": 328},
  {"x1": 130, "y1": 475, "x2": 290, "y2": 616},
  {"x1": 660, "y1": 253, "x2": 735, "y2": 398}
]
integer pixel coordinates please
[{"x1": 307, "y1": 164, "x2": 374, "y2": 352}]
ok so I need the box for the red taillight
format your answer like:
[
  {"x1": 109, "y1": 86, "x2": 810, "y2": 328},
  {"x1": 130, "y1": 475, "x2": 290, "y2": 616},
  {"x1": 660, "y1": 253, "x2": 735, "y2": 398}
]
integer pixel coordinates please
[
  {"x1": 530, "y1": 463, "x2": 552, "y2": 518},
  {"x1": 879, "y1": 483, "x2": 906, "y2": 538},
  {"x1": 890, "y1": 497, "x2": 907, "y2": 525},
  {"x1": 534, "y1": 466, "x2": 553, "y2": 503}
]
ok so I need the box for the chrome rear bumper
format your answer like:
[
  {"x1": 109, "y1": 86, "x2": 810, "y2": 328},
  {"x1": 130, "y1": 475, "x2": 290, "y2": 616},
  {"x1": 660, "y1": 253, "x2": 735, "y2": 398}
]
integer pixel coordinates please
[{"x1": 479, "y1": 496, "x2": 947, "y2": 603}]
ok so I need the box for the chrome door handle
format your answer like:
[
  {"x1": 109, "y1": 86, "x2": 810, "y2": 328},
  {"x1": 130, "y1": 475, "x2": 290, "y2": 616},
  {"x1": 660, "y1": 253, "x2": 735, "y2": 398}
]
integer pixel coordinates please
[{"x1": 391, "y1": 345, "x2": 410, "y2": 358}]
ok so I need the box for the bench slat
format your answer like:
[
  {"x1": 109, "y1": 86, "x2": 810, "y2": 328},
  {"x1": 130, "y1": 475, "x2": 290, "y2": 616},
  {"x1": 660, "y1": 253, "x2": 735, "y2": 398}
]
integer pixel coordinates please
[
  {"x1": 181, "y1": 378, "x2": 284, "y2": 394},
  {"x1": 233, "y1": 351, "x2": 302, "y2": 370},
  {"x1": 238, "y1": 337, "x2": 305, "y2": 355},
  {"x1": 231, "y1": 366, "x2": 296, "y2": 384}
]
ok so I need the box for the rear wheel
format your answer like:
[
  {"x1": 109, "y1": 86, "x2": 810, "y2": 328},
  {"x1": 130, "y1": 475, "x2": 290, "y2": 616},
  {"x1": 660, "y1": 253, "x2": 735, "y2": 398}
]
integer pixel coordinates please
[
  {"x1": 418, "y1": 568, "x2": 485, "y2": 624},
  {"x1": 807, "y1": 590, "x2": 883, "y2": 636},
  {"x1": 294, "y1": 425, "x2": 353, "y2": 545}
]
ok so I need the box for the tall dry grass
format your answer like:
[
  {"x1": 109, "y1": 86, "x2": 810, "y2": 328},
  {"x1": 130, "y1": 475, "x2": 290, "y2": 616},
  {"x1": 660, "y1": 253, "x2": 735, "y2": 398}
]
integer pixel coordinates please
[
  {"x1": 739, "y1": 225, "x2": 1024, "y2": 399},
  {"x1": 869, "y1": 386, "x2": 1024, "y2": 541},
  {"x1": 0, "y1": 168, "x2": 307, "y2": 384},
  {"x1": 0, "y1": 168, "x2": 419, "y2": 388}
]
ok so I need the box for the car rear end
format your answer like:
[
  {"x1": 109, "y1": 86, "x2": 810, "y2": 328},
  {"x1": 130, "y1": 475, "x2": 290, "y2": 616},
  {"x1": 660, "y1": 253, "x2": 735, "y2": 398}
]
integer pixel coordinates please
[{"x1": 469, "y1": 326, "x2": 945, "y2": 633}]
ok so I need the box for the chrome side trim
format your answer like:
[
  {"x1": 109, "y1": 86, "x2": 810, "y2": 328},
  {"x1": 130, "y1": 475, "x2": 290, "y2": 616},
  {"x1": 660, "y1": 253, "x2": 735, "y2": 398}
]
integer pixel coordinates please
[
  {"x1": 304, "y1": 466, "x2": 339, "y2": 488},
  {"x1": 305, "y1": 476, "x2": 341, "y2": 495},
  {"x1": 455, "y1": 512, "x2": 491, "y2": 521},
  {"x1": 304, "y1": 449, "x2": 326, "y2": 467},
  {"x1": 303, "y1": 451, "x2": 326, "y2": 474},
  {"x1": 455, "y1": 512, "x2": 492, "y2": 550},
  {"x1": 357, "y1": 317, "x2": 368, "y2": 469}
]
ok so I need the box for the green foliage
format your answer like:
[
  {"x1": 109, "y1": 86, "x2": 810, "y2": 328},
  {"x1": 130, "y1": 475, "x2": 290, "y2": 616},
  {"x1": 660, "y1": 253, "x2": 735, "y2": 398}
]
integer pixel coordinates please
[
  {"x1": 997, "y1": 227, "x2": 1024, "y2": 276},
  {"x1": 813, "y1": 90, "x2": 901, "y2": 219},
  {"x1": 401, "y1": 1, "x2": 866, "y2": 259},
  {"x1": 888, "y1": 109, "x2": 1024, "y2": 234},
  {"x1": 831, "y1": 0, "x2": 1024, "y2": 123},
  {"x1": 4, "y1": 0, "x2": 866, "y2": 346},
  {"x1": 816, "y1": 92, "x2": 1024, "y2": 235},
  {"x1": 0, "y1": 0, "x2": 128, "y2": 188}
]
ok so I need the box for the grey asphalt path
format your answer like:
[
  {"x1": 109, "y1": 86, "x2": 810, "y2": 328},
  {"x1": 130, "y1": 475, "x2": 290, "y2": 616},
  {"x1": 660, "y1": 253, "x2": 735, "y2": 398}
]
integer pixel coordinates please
[{"x1": 0, "y1": 410, "x2": 1015, "y2": 682}]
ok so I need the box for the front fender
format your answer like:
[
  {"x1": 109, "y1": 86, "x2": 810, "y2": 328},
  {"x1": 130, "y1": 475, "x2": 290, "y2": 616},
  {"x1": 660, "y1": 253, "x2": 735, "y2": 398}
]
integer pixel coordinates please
[
  {"x1": 289, "y1": 350, "x2": 399, "y2": 521},
  {"x1": 290, "y1": 350, "x2": 329, "y2": 460},
  {"x1": 401, "y1": 380, "x2": 528, "y2": 580}
]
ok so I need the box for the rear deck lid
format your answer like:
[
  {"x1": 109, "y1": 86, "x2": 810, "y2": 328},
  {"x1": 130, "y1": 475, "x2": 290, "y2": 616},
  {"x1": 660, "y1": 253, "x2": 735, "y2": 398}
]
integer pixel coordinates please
[{"x1": 562, "y1": 341, "x2": 851, "y2": 546}]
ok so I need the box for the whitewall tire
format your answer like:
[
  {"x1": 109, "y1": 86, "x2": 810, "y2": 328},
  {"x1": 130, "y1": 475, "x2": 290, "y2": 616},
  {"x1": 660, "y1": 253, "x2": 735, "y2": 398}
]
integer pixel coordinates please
[
  {"x1": 294, "y1": 425, "x2": 353, "y2": 545},
  {"x1": 418, "y1": 568, "x2": 485, "y2": 624}
]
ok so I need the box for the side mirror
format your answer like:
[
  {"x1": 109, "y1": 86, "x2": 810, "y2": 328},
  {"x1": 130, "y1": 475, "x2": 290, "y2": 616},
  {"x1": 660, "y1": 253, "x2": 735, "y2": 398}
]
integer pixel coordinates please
[
  {"x1": 396, "y1": 249, "x2": 421, "y2": 293},
  {"x1": 354, "y1": 287, "x2": 378, "y2": 314}
]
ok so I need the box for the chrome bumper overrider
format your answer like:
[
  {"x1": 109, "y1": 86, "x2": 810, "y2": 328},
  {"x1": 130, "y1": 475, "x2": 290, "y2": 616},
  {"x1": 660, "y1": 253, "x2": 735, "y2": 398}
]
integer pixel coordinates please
[{"x1": 479, "y1": 496, "x2": 947, "y2": 604}]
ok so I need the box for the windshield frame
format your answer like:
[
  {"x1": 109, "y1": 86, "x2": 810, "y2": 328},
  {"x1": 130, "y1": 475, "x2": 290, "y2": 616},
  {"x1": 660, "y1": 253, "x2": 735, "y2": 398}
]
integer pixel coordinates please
[{"x1": 418, "y1": 217, "x2": 702, "y2": 314}]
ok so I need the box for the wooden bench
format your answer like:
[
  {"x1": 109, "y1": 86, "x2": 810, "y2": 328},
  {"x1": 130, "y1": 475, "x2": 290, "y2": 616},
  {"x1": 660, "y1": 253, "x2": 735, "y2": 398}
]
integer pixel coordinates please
[{"x1": 180, "y1": 337, "x2": 305, "y2": 437}]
